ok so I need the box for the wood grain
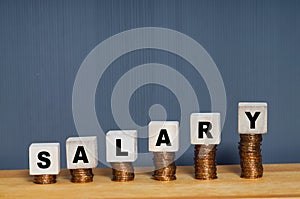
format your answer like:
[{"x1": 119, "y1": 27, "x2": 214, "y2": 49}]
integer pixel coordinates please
[{"x1": 0, "y1": 164, "x2": 299, "y2": 198}]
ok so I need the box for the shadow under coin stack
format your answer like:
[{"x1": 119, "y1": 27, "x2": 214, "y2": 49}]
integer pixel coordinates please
[
  {"x1": 153, "y1": 152, "x2": 176, "y2": 181},
  {"x1": 238, "y1": 102, "x2": 267, "y2": 179}
]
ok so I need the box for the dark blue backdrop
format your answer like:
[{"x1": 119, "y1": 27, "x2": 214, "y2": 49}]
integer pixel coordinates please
[{"x1": 0, "y1": 0, "x2": 299, "y2": 169}]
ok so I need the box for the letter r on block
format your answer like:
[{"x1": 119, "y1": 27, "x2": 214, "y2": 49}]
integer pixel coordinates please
[{"x1": 190, "y1": 113, "x2": 221, "y2": 145}]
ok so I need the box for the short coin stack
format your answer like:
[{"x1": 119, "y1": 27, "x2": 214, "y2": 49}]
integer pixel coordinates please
[
  {"x1": 239, "y1": 134, "x2": 263, "y2": 178},
  {"x1": 33, "y1": 174, "x2": 56, "y2": 184},
  {"x1": 194, "y1": 144, "x2": 217, "y2": 180},
  {"x1": 111, "y1": 162, "x2": 135, "y2": 182},
  {"x1": 70, "y1": 168, "x2": 94, "y2": 183},
  {"x1": 153, "y1": 152, "x2": 176, "y2": 181}
]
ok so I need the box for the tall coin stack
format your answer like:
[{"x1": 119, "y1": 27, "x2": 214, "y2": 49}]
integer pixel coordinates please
[
  {"x1": 194, "y1": 144, "x2": 217, "y2": 180},
  {"x1": 238, "y1": 102, "x2": 267, "y2": 179},
  {"x1": 111, "y1": 162, "x2": 135, "y2": 182},
  {"x1": 153, "y1": 152, "x2": 177, "y2": 181},
  {"x1": 149, "y1": 121, "x2": 179, "y2": 181},
  {"x1": 239, "y1": 134, "x2": 263, "y2": 178},
  {"x1": 190, "y1": 113, "x2": 221, "y2": 180}
]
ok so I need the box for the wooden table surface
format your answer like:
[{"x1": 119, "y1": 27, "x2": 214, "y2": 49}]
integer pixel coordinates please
[{"x1": 0, "y1": 164, "x2": 299, "y2": 198}]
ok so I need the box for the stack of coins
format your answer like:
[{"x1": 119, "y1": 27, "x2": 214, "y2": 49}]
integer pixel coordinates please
[
  {"x1": 111, "y1": 162, "x2": 135, "y2": 182},
  {"x1": 194, "y1": 144, "x2": 217, "y2": 180},
  {"x1": 70, "y1": 168, "x2": 94, "y2": 183},
  {"x1": 33, "y1": 174, "x2": 56, "y2": 184},
  {"x1": 239, "y1": 134, "x2": 263, "y2": 178},
  {"x1": 153, "y1": 152, "x2": 176, "y2": 181}
]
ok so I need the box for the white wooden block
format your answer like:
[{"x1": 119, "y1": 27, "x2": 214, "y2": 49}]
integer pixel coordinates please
[
  {"x1": 238, "y1": 102, "x2": 268, "y2": 134},
  {"x1": 106, "y1": 130, "x2": 137, "y2": 162},
  {"x1": 29, "y1": 143, "x2": 60, "y2": 175},
  {"x1": 190, "y1": 113, "x2": 221, "y2": 145},
  {"x1": 148, "y1": 121, "x2": 179, "y2": 152},
  {"x1": 66, "y1": 136, "x2": 98, "y2": 169}
]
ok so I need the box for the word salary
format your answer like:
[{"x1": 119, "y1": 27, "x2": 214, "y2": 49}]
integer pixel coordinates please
[{"x1": 29, "y1": 102, "x2": 267, "y2": 175}]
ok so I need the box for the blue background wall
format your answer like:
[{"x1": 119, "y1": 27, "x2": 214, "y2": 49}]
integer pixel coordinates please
[{"x1": 0, "y1": 0, "x2": 299, "y2": 169}]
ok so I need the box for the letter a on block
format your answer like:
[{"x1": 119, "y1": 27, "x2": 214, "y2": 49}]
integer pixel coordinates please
[
  {"x1": 238, "y1": 102, "x2": 267, "y2": 134},
  {"x1": 148, "y1": 121, "x2": 179, "y2": 152},
  {"x1": 106, "y1": 130, "x2": 137, "y2": 163},
  {"x1": 66, "y1": 136, "x2": 98, "y2": 169},
  {"x1": 190, "y1": 113, "x2": 221, "y2": 145},
  {"x1": 29, "y1": 143, "x2": 60, "y2": 175}
]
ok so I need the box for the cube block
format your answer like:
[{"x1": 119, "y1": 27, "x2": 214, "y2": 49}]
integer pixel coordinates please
[
  {"x1": 190, "y1": 113, "x2": 221, "y2": 145},
  {"x1": 106, "y1": 130, "x2": 137, "y2": 162},
  {"x1": 148, "y1": 121, "x2": 179, "y2": 152},
  {"x1": 29, "y1": 143, "x2": 60, "y2": 175},
  {"x1": 238, "y1": 102, "x2": 267, "y2": 134},
  {"x1": 66, "y1": 136, "x2": 98, "y2": 169}
]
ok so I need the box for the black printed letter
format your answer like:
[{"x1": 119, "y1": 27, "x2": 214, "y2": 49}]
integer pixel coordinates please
[
  {"x1": 37, "y1": 151, "x2": 51, "y2": 169},
  {"x1": 245, "y1": 112, "x2": 260, "y2": 129},
  {"x1": 155, "y1": 129, "x2": 171, "y2": 146},
  {"x1": 198, "y1": 122, "x2": 213, "y2": 139},
  {"x1": 116, "y1": 139, "x2": 128, "y2": 156},
  {"x1": 73, "y1": 146, "x2": 89, "y2": 163}
]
